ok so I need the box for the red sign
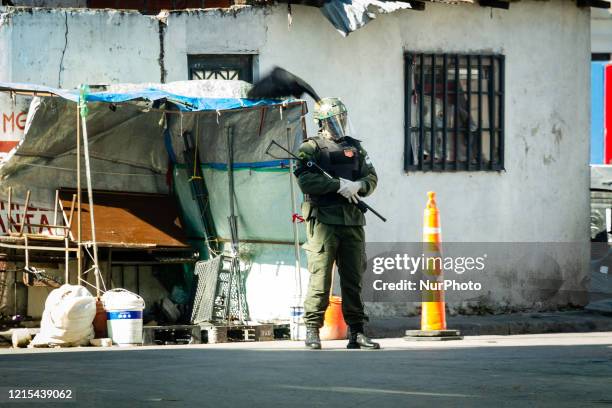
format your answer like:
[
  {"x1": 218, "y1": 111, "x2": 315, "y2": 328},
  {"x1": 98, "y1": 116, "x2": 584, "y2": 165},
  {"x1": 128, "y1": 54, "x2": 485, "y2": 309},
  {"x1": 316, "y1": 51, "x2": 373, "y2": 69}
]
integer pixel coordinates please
[{"x1": 606, "y1": 65, "x2": 612, "y2": 164}]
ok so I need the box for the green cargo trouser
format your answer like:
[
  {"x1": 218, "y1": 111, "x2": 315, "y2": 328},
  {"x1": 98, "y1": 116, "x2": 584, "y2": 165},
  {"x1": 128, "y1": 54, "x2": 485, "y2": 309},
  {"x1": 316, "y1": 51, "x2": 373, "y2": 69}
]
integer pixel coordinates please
[{"x1": 302, "y1": 218, "x2": 367, "y2": 328}]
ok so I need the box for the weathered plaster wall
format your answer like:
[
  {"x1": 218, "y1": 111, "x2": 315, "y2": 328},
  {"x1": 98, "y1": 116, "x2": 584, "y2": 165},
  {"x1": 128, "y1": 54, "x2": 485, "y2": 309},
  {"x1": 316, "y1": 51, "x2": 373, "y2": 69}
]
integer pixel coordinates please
[
  {"x1": 0, "y1": 1, "x2": 592, "y2": 315},
  {"x1": 166, "y1": 2, "x2": 591, "y2": 311},
  {"x1": 159, "y1": 2, "x2": 590, "y2": 244},
  {"x1": 7, "y1": 8, "x2": 161, "y2": 86},
  {"x1": 592, "y1": 6, "x2": 612, "y2": 53}
]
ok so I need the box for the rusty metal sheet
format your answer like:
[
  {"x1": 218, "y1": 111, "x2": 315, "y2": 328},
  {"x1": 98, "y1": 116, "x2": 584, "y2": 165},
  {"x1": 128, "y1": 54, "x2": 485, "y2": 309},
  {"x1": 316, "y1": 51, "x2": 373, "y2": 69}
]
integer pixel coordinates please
[{"x1": 59, "y1": 189, "x2": 190, "y2": 249}]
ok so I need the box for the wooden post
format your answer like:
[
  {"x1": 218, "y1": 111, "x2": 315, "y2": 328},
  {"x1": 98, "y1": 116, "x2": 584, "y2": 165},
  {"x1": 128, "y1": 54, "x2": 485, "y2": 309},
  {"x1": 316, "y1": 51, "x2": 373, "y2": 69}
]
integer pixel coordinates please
[
  {"x1": 18, "y1": 190, "x2": 30, "y2": 236},
  {"x1": 64, "y1": 237, "x2": 70, "y2": 284},
  {"x1": 65, "y1": 194, "x2": 77, "y2": 284},
  {"x1": 53, "y1": 190, "x2": 59, "y2": 236},
  {"x1": 66, "y1": 194, "x2": 76, "y2": 239},
  {"x1": 7, "y1": 186, "x2": 12, "y2": 234}
]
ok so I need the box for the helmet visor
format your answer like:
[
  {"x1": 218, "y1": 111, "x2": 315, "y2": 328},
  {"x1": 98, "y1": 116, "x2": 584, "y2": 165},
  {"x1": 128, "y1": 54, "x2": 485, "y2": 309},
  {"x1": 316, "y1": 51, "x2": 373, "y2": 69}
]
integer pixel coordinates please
[{"x1": 321, "y1": 112, "x2": 349, "y2": 139}]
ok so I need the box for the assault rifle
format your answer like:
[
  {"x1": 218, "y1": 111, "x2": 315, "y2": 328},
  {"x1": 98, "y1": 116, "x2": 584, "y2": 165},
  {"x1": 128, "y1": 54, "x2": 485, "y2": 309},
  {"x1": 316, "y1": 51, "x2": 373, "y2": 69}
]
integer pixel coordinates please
[{"x1": 266, "y1": 140, "x2": 387, "y2": 222}]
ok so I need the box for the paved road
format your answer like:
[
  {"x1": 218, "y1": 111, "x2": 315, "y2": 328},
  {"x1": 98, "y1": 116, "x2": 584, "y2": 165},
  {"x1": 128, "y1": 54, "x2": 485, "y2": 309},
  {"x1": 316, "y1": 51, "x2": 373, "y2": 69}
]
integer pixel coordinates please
[{"x1": 1, "y1": 332, "x2": 611, "y2": 408}]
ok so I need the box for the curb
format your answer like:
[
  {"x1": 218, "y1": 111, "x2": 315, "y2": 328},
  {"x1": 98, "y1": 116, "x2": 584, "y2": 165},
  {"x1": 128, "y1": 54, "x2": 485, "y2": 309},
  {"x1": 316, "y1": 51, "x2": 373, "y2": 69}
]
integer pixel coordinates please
[{"x1": 368, "y1": 310, "x2": 612, "y2": 338}]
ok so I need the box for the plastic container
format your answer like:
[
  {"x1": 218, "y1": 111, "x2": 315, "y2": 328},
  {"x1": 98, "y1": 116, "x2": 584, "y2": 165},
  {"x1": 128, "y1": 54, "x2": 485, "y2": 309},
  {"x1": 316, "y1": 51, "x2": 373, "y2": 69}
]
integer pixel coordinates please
[
  {"x1": 319, "y1": 296, "x2": 348, "y2": 340},
  {"x1": 290, "y1": 306, "x2": 306, "y2": 341},
  {"x1": 101, "y1": 289, "x2": 145, "y2": 346}
]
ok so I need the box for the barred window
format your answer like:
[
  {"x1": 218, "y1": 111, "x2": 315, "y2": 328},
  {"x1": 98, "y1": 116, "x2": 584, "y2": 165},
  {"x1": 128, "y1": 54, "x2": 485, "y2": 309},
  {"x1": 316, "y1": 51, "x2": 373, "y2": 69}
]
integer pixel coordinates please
[
  {"x1": 188, "y1": 54, "x2": 254, "y2": 83},
  {"x1": 404, "y1": 53, "x2": 505, "y2": 171}
]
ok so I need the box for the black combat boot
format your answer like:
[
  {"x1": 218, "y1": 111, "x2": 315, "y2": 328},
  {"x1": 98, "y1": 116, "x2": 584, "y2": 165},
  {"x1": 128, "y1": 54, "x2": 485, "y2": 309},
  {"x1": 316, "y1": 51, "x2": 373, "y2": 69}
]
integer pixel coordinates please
[
  {"x1": 305, "y1": 326, "x2": 321, "y2": 350},
  {"x1": 347, "y1": 324, "x2": 380, "y2": 350}
]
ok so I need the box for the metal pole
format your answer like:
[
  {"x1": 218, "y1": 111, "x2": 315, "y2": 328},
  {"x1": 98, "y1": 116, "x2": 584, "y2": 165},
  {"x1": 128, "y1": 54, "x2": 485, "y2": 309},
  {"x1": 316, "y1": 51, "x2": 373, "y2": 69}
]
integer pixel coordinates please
[
  {"x1": 64, "y1": 237, "x2": 69, "y2": 284},
  {"x1": 81, "y1": 114, "x2": 101, "y2": 298},
  {"x1": 108, "y1": 249, "x2": 112, "y2": 289},
  {"x1": 225, "y1": 125, "x2": 236, "y2": 325},
  {"x1": 286, "y1": 127, "x2": 302, "y2": 302},
  {"x1": 13, "y1": 269, "x2": 16, "y2": 316},
  {"x1": 77, "y1": 106, "x2": 82, "y2": 285},
  {"x1": 136, "y1": 265, "x2": 140, "y2": 295}
]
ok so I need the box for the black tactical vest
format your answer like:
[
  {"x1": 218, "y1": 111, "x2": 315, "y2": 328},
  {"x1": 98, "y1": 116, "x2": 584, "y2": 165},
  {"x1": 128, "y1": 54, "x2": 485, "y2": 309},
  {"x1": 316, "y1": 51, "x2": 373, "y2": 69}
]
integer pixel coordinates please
[{"x1": 306, "y1": 136, "x2": 363, "y2": 207}]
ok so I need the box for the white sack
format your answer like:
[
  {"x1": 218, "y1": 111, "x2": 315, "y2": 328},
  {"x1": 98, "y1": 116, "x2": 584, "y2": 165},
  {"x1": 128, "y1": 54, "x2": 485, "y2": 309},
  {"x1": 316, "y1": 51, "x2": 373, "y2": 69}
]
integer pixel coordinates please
[{"x1": 30, "y1": 284, "x2": 96, "y2": 347}]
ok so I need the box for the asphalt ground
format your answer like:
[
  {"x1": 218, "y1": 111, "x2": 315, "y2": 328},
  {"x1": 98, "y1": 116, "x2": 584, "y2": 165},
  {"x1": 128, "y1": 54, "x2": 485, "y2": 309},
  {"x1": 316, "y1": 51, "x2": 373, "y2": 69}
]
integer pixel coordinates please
[{"x1": 0, "y1": 332, "x2": 611, "y2": 408}]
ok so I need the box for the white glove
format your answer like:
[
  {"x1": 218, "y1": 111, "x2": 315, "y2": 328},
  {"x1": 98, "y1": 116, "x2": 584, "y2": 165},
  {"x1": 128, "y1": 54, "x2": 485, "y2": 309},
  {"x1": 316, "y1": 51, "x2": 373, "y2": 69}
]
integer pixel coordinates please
[{"x1": 338, "y1": 178, "x2": 363, "y2": 204}]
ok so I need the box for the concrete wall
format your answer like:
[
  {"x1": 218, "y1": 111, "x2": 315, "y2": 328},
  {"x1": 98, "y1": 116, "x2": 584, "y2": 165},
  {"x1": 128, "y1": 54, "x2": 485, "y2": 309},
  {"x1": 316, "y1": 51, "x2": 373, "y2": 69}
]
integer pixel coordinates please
[
  {"x1": 592, "y1": 6, "x2": 612, "y2": 53},
  {"x1": 0, "y1": 1, "x2": 592, "y2": 314}
]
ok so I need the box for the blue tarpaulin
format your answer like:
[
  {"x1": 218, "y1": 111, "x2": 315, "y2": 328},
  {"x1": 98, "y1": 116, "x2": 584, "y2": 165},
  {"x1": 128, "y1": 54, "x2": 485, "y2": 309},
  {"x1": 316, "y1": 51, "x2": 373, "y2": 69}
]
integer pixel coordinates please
[{"x1": 0, "y1": 81, "x2": 292, "y2": 112}]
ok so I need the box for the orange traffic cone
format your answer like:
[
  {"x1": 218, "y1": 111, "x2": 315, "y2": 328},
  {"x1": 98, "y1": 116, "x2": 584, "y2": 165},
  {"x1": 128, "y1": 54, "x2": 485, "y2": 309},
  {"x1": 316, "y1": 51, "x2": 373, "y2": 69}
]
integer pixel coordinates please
[
  {"x1": 320, "y1": 264, "x2": 348, "y2": 340},
  {"x1": 421, "y1": 191, "x2": 446, "y2": 331},
  {"x1": 405, "y1": 192, "x2": 462, "y2": 341},
  {"x1": 319, "y1": 295, "x2": 348, "y2": 340}
]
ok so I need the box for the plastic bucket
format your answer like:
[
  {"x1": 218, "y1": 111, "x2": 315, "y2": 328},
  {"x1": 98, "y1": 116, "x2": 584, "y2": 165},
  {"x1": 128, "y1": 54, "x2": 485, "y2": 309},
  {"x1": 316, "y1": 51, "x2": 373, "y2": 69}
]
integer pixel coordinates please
[
  {"x1": 319, "y1": 296, "x2": 348, "y2": 340},
  {"x1": 101, "y1": 289, "x2": 145, "y2": 346},
  {"x1": 290, "y1": 306, "x2": 306, "y2": 341}
]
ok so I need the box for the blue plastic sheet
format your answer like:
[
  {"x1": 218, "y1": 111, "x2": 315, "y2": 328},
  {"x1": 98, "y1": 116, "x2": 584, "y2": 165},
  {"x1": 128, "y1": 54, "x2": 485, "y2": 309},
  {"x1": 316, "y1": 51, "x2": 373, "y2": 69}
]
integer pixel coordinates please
[{"x1": 0, "y1": 81, "x2": 292, "y2": 112}]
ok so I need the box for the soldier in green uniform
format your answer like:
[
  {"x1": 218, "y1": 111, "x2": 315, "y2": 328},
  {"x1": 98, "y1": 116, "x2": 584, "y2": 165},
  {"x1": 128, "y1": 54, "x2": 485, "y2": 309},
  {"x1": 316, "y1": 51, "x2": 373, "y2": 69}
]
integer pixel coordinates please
[{"x1": 295, "y1": 97, "x2": 380, "y2": 350}]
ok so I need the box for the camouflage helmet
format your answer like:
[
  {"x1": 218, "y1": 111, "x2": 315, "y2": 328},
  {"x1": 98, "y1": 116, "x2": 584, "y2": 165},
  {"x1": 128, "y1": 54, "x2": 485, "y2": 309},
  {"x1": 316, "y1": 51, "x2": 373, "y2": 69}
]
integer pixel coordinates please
[{"x1": 313, "y1": 97, "x2": 347, "y2": 122}]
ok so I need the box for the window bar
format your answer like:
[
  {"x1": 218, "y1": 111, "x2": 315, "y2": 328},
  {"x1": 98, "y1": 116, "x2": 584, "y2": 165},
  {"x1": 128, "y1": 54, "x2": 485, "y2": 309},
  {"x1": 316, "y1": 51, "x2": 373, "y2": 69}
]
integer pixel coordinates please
[
  {"x1": 466, "y1": 55, "x2": 472, "y2": 171},
  {"x1": 477, "y1": 55, "x2": 483, "y2": 170},
  {"x1": 430, "y1": 54, "x2": 436, "y2": 171},
  {"x1": 454, "y1": 55, "x2": 460, "y2": 171},
  {"x1": 442, "y1": 54, "x2": 448, "y2": 171},
  {"x1": 498, "y1": 55, "x2": 505, "y2": 169},
  {"x1": 405, "y1": 55, "x2": 414, "y2": 172},
  {"x1": 488, "y1": 55, "x2": 496, "y2": 170},
  {"x1": 419, "y1": 54, "x2": 425, "y2": 170}
]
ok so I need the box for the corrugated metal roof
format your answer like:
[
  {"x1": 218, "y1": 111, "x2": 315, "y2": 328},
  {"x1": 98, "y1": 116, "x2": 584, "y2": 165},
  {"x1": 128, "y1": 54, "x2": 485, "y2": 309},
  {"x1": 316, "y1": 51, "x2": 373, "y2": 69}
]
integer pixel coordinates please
[{"x1": 59, "y1": 189, "x2": 191, "y2": 249}]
